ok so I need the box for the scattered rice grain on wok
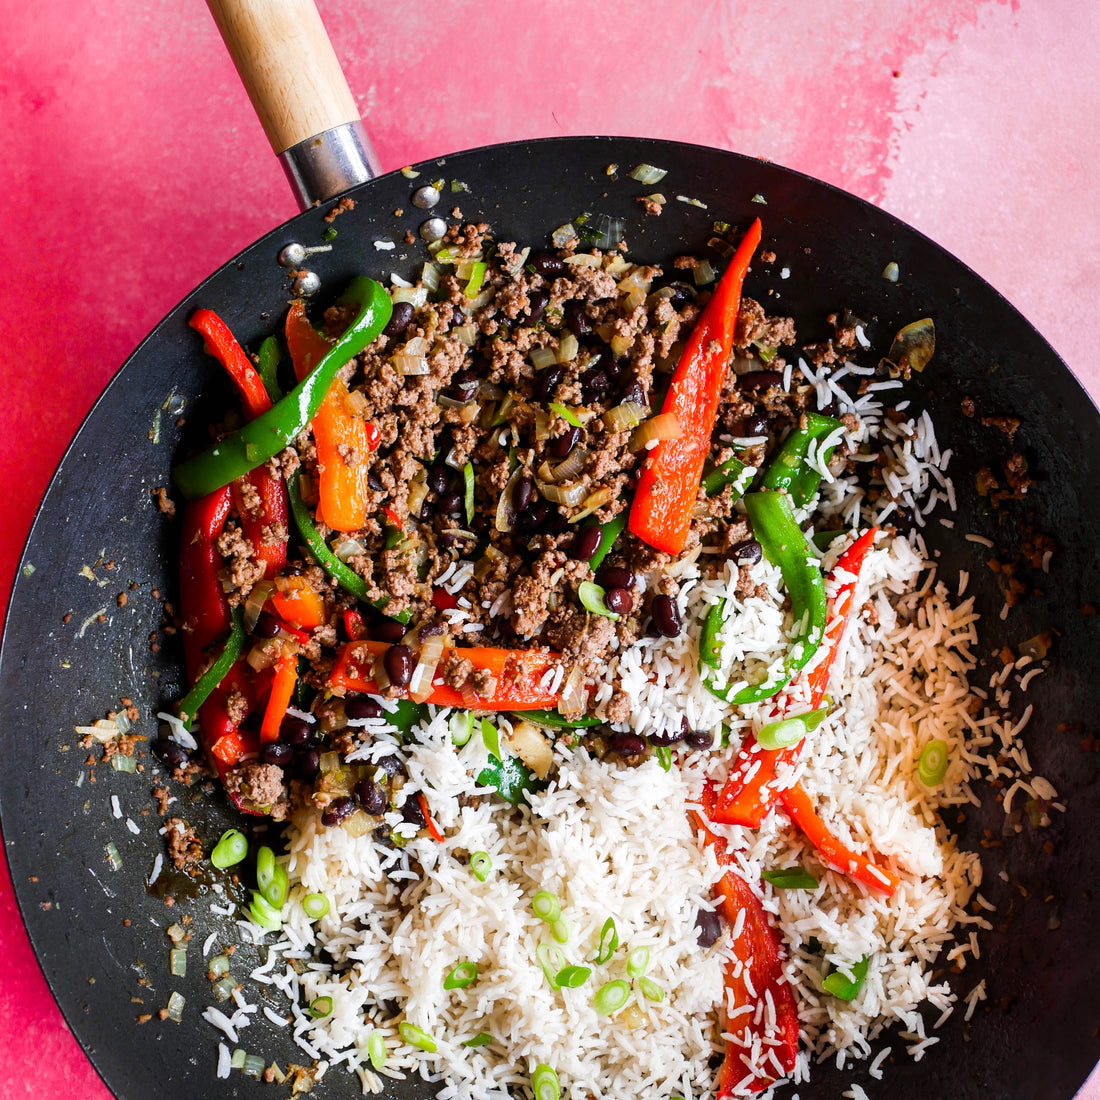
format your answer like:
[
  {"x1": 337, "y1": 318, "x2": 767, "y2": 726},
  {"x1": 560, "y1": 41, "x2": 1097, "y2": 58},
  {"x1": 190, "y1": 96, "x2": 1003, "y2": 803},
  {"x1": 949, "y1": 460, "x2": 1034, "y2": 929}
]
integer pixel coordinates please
[{"x1": 153, "y1": 215, "x2": 1060, "y2": 1097}]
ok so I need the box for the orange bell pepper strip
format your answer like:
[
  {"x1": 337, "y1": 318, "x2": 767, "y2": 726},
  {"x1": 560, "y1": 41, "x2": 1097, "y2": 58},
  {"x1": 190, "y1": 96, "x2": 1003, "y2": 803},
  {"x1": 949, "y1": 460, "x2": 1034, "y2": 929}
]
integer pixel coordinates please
[
  {"x1": 329, "y1": 641, "x2": 560, "y2": 710},
  {"x1": 260, "y1": 653, "x2": 298, "y2": 743},
  {"x1": 628, "y1": 218, "x2": 762, "y2": 555},
  {"x1": 690, "y1": 811, "x2": 799, "y2": 1094},
  {"x1": 286, "y1": 300, "x2": 375, "y2": 533},
  {"x1": 778, "y1": 782, "x2": 899, "y2": 896},
  {"x1": 270, "y1": 576, "x2": 326, "y2": 630},
  {"x1": 708, "y1": 527, "x2": 879, "y2": 828}
]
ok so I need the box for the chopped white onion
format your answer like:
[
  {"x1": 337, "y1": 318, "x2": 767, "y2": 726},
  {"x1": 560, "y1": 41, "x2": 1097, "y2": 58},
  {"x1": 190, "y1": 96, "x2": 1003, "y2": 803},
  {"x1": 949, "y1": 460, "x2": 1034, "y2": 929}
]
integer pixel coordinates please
[
  {"x1": 392, "y1": 354, "x2": 430, "y2": 376},
  {"x1": 630, "y1": 412, "x2": 682, "y2": 452}
]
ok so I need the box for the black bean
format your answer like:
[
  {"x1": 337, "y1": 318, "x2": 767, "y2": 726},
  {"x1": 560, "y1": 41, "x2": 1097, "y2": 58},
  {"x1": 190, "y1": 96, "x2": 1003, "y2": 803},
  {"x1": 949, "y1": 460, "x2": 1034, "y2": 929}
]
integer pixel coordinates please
[
  {"x1": 384, "y1": 644, "x2": 413, "y2": 688},
  {"x1": 605, "y1": 358, "x2": 626, "y2": 382},
  {"x1": 439, "y1": 490, "x2": 464, "y2": 516},
  {"x1": 650, "y1": 594, "x2": 682, "y2": 638},
  {"x1": 695, "y1": 908, "x2": 723, "y2": 947},
  {"x1": 686, "y1": 727, "x2": 715, "y2": 751},
  {"x1": 536, "y1": 364, "x2": 566, "y2": 401},
  {"x1": 732, "y1": 538, "x2": 762, "y2": 566},
  {"x1": 355, "y1": 779, "x2": 387, "y2": 816},
  {"x1": 547, "y1": 425, "x2": 581, "y2": 461},
  {"x1": 368, "y1": 469, "x2": 385, "y2": 491},
  {"x1": 297, "y1": 748, "x2": 321, "y2": 780},
  {"x1": 252, "y1": 610, "x2": 281, "y2": 639},
  {"x1": 530, "y1": 251, "x2": 566, "y2": 278},
  {"x1": 744, "y1": 412, "x2": 770, "y2": 438},
  {"x1": 153, "y1": 737, "x2": 190, "y2": 769},
  {"x1": 260, "y1": 741, "x2": 293, "y2": 766},
  {"x1": 657, "y1": 279, "x2": 696, "y2": 309},
  {"x1": 419, "y1": 622, "x2": 445, "y2": 640},
  {"x1": 574, "y1": 526, "x2": 603, "y2": 562},
  {"x1": 321, "y1": 795, "x2": 356, "y2": 827},
  {"x1": 609, "y1": 731, "x2": 647, "y2": 759},
  {"x1": 563, "y1": 299, "x2": 591, "y2": 335},
  {"x1": 605, "y1": 587, "x2": 633, "y2": 616},
  {"x1": 280, "y1": 715, "x2": 311, "y2": 745},
  {"x1": 427, "y1": 464, "x2": 450, "y2": 494},
  {"x1": 346, "y1": 696, "x2": 383, "y2": 721},
  {"x1": 738, "y1": 370, "x2": 783, "y2": 392},
  {"x1": 420, "y1": 499, "x2": 435, "y2": 521},
  {"x1": 512, "y1": 474, "x2": 535, "y2": 515},
  {"x1": 579, "y1": 367, "x2": 608, "y2": 401},
  {"x1": 514, "y1": 499, "x2": 550, "y2": 533},
  {"x1": 450, "y1": 368, "x2": 480, "y2": 402},
  {"x1": 597, "y1": 566, "x2": 636, "y2": 591},
  {"x1": 402, "y1": 793, "x2": 428, "y2": 828},
  {"x1": 371, "y1": 619, "x2": 406, "y2": 644},
  {"x1": 620, "y1": 378, "x2": 648, "y2": 408},
  {"x1": 375, "y1": 753, "x2": 406, "y2": 778},
  {"x1": 818, "y1": 400, "x2": 839, "y2": 419},
  {"x1": 524, "y1": 287, "x2": 549, "y2": 325},
  {"x1": 544, "y1": 510, "x2": 568, "y2": 534},
  {"x1": 382, "y1": 301, "x2": 415, "y2": 338},
  {"x1": 649, "y1": 720, "x2": 685, "y2": 746}
]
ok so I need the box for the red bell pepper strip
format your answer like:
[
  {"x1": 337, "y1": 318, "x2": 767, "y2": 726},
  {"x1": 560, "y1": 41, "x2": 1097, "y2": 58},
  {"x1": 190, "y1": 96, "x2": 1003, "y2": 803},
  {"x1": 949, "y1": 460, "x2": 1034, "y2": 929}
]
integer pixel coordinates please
[
  {"x1": 628, "y1": 218, "x2": 762, "y2": 555},
  {"x1": 343, "y1": 608, "x2": 367, "y2": 640},
  {"x1": 179, "y1": 487, "x2": 234, "y2": 675},
  {"x1": 190, "y1": 309, "x2": 272, "y2": 421},
  {"x1": 286, "y1": 299, "x2": 375, "y2": 533},
  {"x1": 431, "y1": 587, "x2": 460, "y2": 611},
  {"x1": 708, "y1": 528, "x2": 878, "y2": 828},
  {"x1": 690, "y1": 811, "x2": 799, "y2": 1094},
  {"x1": 260, "y1": 653, "x2": 298, "y2": 743},
  {"x1": 778, "y1": 782, "x2": 899, "y2": 896},
  {"x1": 329, "y1": 641, "x2": 561, "y2": 710}
]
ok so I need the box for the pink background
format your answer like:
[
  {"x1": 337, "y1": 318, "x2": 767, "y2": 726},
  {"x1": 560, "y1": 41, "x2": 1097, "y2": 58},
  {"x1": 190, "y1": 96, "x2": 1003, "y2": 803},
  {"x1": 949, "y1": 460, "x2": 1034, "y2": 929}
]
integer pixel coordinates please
[{"x1": 2, "y1": 0, "x2": 1098, "y2": 1095}]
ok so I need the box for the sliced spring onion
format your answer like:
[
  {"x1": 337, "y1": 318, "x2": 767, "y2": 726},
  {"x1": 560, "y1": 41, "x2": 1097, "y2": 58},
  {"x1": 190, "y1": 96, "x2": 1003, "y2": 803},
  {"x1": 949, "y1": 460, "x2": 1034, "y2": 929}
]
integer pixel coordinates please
[
  {"x1": 537, "y1": 943, "x2": 567, "y2": 989},
  {"x1": 210, "y1": 829, "x2": 248, "y2": 869},
  {"x1": 626, "y1": 945, "x2": 650, "y2": 978},
  {"x1": 577, "y1": 580, "x2": 619, "y2": 621},
  {"x1": 443, "y1": 961, "x2": 479, "y2": 989},
  {"x1": 548, "y1": 401, "x2": 584, "y2": 428},
  {"x1": 166, "y1": 991, "x2": 185, "y2": 1023},
  {"x1": 256, "y1": 846, "x2": 289, "y2": 908},
  {"x1": 170, "y1": 947, "x2": 187, "y2": 976},
  {"x1": 105, "y1": 842, "x2": 122, "y2": 871},
  {"x1": 463, "y1": 461, "x2": 475, "y2": 524},
  {"x1": 247, "y1": 890, "x2": 282, "y2": 932},
  {"x1": 918, "y1": 739, "x2": 950, "y2": 786},
  {"x1": 556, "y1": 965, "x2": 592, "y2": 988},
  {"x1": 593, "y1": 979, "x2": 630, "y2": 1016},
  {"x1": 594, "y1": 917, "x2": 619, "y2": 964},
  {"x1": 532, "y1": 891, "x2": 562, "y2": 923},
  {"x1": 212, "y1": 975, "x2": 238, "y2": 1002},
  {"x1": 464, "y1": 261, "x2": 488, "y2": 299},
  {"x1": 755, "y1": 707, "x2": 828, "y2": 751},
  {"x1": 550, "y1": 918, "x2": 570, "y2": 944},
  {"x1": 399, "y1": 1021, "x2": 438, "y2": 1052},
  {"x1": 481, "y1": 719, "x2": 502, "y2": 760},
  {"x1": 463, "y1": 1032, "x2": 493, "y2": 1048},
  {"x1": 450, "y1": 710, "x2": 475, "y2": 746},
  {"x1": 242, "y1": 1053, "x2": 266, "y2": 1078},
  {"x1": 654, "y1": 744, "x2": 672, "y2": 772},
  {"x1": 367, "y1": 1030, "x2": 388, "y2": 1069},
  {"x1": 822, "y1": 955, "x2": 870, "y2": 1001},
  {"x1": 470, "y1": 851, "x2": 493, "y2": 881},
  {"x1": 761, "y1": 867, "x2": 819, "y2": 890},
  {"x1": 302, "y1": 892, "x2": 330, "y2": 920},
  {"x1": 231, "y1": 1048, "x2": 247, "y2": 1070},
  {"x1": 638, "y1": 976, "x2": 665, "y2": 1002},
  {"x1": 208, "y1": 953, "x2": 230, "y2": 979},
  {"x1": 309, "y1": 996, "x2": 333, "y2": 1019},
  {"x1": 532, "y1": 1064, "x2": 561, "y2": 1100}
]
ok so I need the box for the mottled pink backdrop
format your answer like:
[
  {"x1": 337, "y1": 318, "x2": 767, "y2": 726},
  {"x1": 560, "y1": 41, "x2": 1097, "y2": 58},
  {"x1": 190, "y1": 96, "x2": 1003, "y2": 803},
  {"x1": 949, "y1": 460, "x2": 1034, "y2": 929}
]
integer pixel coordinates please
[{"x1": 2, "y1": 0, "x2": 1098, "y2": 1096}]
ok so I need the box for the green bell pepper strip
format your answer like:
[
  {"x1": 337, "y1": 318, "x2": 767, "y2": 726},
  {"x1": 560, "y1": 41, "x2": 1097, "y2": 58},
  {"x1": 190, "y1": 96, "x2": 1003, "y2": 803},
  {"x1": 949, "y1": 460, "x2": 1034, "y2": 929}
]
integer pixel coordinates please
[
  {"x1": 698, "y1": 596, "x2": 794, "y2": 705},
  {"x1": 286, "y1": 472, "x2": 411, "y2": 624},
  {"x1": 511, "y1": 708, "x2": 602, "y2": 729},
  {"x1": 758, "y1": 412, "x2": 844, "y2": 507},
  {"x1": 584, "y1": 510, "x2": 627, "y2": 572},
  {"x1": 256, "y1": 335, "x2": 284, "y2": 403},
  {"x1": 177, "y1": 606, "x2": 245, "y2": 729},
  {"x1": 702, "y1": 454, "x2": 750, "y2": 498},
  {"x1": 174, "y1": 277, "x2": 393, "y2": 499}
]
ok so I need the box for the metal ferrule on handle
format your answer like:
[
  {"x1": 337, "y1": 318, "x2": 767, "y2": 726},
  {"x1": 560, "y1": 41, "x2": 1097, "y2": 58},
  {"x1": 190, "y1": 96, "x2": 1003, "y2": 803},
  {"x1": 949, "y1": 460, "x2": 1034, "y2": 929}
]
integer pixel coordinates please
[{"x1": 279, "y1": 120, "x2": 380, "y2": 209}]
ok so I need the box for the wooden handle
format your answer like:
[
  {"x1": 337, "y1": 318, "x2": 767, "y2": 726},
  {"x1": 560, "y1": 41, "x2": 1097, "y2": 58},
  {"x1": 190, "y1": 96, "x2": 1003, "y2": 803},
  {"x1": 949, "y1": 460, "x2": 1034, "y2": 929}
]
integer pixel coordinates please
[{"x1": 206, "y1": 0, "x2": 360, "y2": 154}]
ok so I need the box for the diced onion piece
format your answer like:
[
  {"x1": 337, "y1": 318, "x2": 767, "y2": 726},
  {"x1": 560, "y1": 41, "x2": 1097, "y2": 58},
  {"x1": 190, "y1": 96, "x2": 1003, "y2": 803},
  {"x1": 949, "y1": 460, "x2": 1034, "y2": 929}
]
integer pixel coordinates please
[
  {"x1": 551, "y1": 223, "x2": 576, "y2": 248},
  {"x1": 208, "y1": 954, "x2": 230, "y2": 978},
  {"x1": 610, "y1": 333, "x2": 633, "y2": 358},
  {"x1": 406, "y1": 469, "x2": 429, "y2": 520},
  {"x1": 557, "y1": 663, "x2": 585, "y2": 717},
  {"x1": 603, "y1": 401, "x2": 648, "y2": 432},
  {"x1": 564, "y1": 253, "x2": 601, "y2": 269},
  {"x1": 693, "y1": 259, "x2": 717, "y2": 286},
  {"x1": 420, "y1": 262, "x2": 440, "y2": 292},
  {"x1": 551, "y1": 448, "x2": 586, "y2": 483},
  {"x1": 212, "y1": 975, "x2": 238, "y2": 1002},
  {"x1": 538, "y1": 481, "x2": 587, "y2": 507},
  {"x1": 534, "y1": 409, "x2": 551, "y2": 441},
  {"x1": 403, "y1": 336, "x2": 429, "y2": 356},
  {"x1": 243, "y1": 580, "x2": 275, "y2": 633},
  {"x1": 110, "y1": 753, "x2": 137, "y2": 773},
  {"x1": 496, "y1": 465, "x2": 525, "y2": 533},
  {"x1": 452, "y1": 324, "x2": 478, "y2": 346},
  {"x1": 247, "y1": 641, "x2": 279, "y2": 672},
  {"x1": 568, "y1": 487, "x2": 613, "y2": 524},
  {"x1": 392, "y1": 286, "x2": 428, "y2": 307},
  {"x1": 508, "y1": 720, "x2": 554, "y2": 780},
  {"x1": 882, "y1": 261, "x2": 900, "y2": 282},
  {"x1": 342, "y1": 387, "x2": 371, "y2": 418},
  {"x1": 629, "y1": 412, "x2": 682, "y2": 452},
  {"x1": 478, "y1": 379, "x2": 505, "y2": 400},
  {"x1": 166, "y1": 991, "x2": 186, "y2": 1022},
  {"x1": 530, "y1": 346, "x2": 558, "y2": 370},
  {"x1": 409, "y1": 633, "x2": 446, "y2": 703},
  {"x1": 557, "y1": 332, "x2": 579, "y2": 362},
  {"x1": 170, "y1": 947, "x2": 187, "y2": 976},
  {"x1": 392, "y1": 354, "x2": 430, "y2": 376},
  {"x1": 629, "y1": 163, "x2": 668, "y2": 184},
  {"x1": 622, "y1": 285, "x2": 646, "y2": 312}
]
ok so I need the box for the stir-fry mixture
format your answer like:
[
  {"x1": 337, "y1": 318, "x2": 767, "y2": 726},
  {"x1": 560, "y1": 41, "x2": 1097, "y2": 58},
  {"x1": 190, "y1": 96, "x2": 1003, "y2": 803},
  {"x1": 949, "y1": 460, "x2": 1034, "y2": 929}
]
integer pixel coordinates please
[{"x1": 152, "y1": 212, "x2": 1050, "y2": 1098}]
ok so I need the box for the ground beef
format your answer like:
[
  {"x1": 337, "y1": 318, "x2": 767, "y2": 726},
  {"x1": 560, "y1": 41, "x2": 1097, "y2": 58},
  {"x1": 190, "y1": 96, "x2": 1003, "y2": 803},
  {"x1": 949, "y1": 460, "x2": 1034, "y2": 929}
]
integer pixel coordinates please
[
  {"x1": 164, "y1": 817, "x2": 203, "y2": 875},
  {"x1": 152, "y1": 486, "x2": 176, "y2": 517},
  {"x1": 224, "y1": 763, "x2": 289, "y2": 820},
  {"x1": 215, "y1": 523, "x2": 263, "y2": 604}
]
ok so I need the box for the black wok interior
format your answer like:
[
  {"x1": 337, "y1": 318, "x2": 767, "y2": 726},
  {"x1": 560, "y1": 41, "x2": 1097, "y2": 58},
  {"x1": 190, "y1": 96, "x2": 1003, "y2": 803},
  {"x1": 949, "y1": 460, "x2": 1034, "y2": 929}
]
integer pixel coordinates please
[{"x1": 1, "y1": 137, "x2": 1097, "y2": 1099}]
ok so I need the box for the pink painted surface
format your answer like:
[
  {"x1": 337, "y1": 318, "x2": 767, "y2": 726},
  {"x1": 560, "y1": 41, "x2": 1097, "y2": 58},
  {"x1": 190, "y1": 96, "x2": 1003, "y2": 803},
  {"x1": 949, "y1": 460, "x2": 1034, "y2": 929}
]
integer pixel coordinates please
[{"x1": 1, "y1": 0, "x2": 1097, "y2": 1096}]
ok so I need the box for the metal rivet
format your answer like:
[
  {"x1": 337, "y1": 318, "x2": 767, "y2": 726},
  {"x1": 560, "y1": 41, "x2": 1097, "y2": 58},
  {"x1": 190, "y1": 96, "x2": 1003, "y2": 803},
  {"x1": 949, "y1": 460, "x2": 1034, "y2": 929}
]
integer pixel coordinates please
[
  {"x1": 419, "y1": 217, "x2": 447, "y2": 243},
  {"x1": 293, "y1": 271, "x2": 322, "y2": 296},
  {"x1": 279, "y1": 242, "x2": 333, "y2": 267},
  {"x1": 411, "y1": 185, "x2": 441, "y2": 210}
]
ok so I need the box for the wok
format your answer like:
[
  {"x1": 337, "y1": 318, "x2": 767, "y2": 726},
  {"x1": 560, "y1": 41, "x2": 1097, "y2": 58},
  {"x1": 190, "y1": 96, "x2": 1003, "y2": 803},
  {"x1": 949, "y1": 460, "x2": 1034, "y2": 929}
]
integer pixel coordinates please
[{"x1": 1, "y1": 3, "x2": 1097, "y2": 1098}]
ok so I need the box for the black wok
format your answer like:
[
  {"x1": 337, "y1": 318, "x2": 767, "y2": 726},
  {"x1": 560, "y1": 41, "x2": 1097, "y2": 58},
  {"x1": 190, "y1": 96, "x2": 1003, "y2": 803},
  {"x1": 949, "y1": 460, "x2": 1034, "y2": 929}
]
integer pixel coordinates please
[{"x1": 1, "y1": 15, "x2": 1098, "y2": 1100}]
